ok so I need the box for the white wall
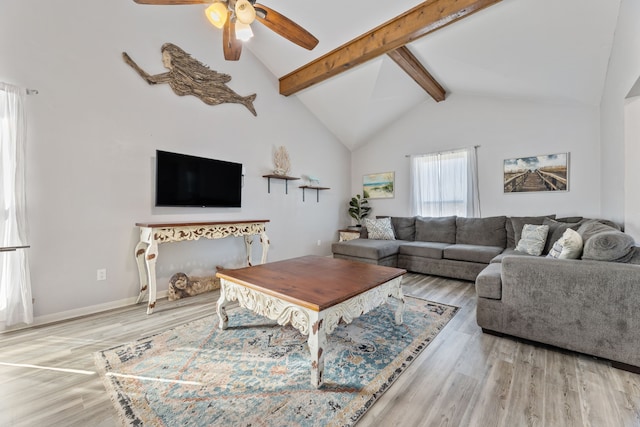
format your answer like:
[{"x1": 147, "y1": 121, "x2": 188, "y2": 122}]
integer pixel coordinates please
[
  {"x1": 352, "y1": 93, "x2": 601, "y2": 220},
  {"x1": 600, "y1": 0, "x2": 640, "y2": 225},
  {"x1": 0, "y1": 0, "x2": 351, "y2": 322}
]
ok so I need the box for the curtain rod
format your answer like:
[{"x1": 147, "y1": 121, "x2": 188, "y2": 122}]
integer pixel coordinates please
[
  {"x1": 405, "y1": 145, "x2": 480, "y2": 158},
  {"x1": 0, "y1": 83, "x2": 38, "y2": 95}
]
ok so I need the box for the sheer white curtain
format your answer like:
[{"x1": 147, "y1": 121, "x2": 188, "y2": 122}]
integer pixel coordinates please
[
  {"x1": 410, "y1": 146, "x2": 480, "y2": 218},
  {"x1": 0, "y1": 82, "x2": 33, "y2": 326}
]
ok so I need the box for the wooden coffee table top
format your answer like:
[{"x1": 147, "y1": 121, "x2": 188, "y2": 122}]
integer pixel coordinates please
[{"x1": 216, "y1": 255, "x2": 406, "y2": 312}]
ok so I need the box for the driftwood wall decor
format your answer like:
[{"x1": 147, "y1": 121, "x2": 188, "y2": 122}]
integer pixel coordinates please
[{"x1": 122, "y1": 43, "x2": 257, "y2": 116}]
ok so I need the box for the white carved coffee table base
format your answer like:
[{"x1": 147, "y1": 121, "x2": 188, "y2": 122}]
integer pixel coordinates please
[{"x1": 216, "y1": 275, "x2": 404, "y2": 388}]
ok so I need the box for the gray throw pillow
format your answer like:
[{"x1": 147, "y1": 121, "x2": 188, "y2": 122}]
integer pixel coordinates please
[
  {"x1": 364, "y1": 217, "x2": 396, "y2": 240},
  {"x1": 508, "y1": 215, "x2": 555, "y2": 248},
  {"x1": 582, "y1": 230, "x2": 635, "y2": 262},
  {"x1": 576, "y1": 220, "x2": 619, "y2": 243}
]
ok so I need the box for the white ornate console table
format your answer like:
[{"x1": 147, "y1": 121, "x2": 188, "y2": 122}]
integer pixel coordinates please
[{"x1": 134, "y1": 220, "x2": 270, "y2": 314}]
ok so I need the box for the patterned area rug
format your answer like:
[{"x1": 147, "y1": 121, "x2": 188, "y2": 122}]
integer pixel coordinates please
[{"x1": 94, "y1": 296, "x2": 458, "y2": 426}]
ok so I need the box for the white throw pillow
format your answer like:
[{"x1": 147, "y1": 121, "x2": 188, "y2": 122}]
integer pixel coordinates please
[
  {"x1": 515, "y1": 224, "x2": 549, "y2": 256},
  {"x1": 364, "y1": 217, "x2": 395, "y2": 240},
  {"x1": 547, "y1": 228, "x2": 583, "y2": 259}
]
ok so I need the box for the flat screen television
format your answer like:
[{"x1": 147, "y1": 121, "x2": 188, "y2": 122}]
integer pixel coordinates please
[{"x1": 155, "y1": 150, "x2": 242, "y2": 207}]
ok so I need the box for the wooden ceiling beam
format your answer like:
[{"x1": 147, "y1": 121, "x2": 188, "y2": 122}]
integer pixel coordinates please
[
  {"x1": 279, "y1": 0, "x2": 502, "y2": 96},
  {"x1": 387, "y1": 46, "x2": 446, "y2": 102}
]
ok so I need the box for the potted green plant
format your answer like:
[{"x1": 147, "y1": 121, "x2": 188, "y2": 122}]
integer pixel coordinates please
[{"x1": 348, "y1": 194, "x2": 371, "y2": 227}]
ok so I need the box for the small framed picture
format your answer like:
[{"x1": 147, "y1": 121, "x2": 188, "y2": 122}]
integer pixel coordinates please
[
  {"x1": 363, "y1": 172, "x2": 395, "y2": 199},
  {"x1": 504, "y1": 153, "x2": 569, "y2": 193}
]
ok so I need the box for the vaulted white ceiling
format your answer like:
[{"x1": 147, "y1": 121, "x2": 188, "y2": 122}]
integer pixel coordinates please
[
  {"x1": 141, "y1": 0, "x2": 621, "y2": 151},
  {"x1": 241, "y1": 0, "x2": 621, "y2": 150}
]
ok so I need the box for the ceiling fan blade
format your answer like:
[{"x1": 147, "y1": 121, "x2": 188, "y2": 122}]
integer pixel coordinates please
[
  {"x1": 223, "y1": 15, "x2": 242, "y2": 61},
  {"x1": 254, "y1": 4, "x2": 318, "y2": 50},
  {"x1": 133, "y1": 0, "x2": 211, "y2": 4}
]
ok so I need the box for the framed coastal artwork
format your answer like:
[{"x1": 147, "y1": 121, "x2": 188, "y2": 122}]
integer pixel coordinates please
[
  {"x1": 503, "y1": 152, "x2": 569, "y2": 193},
  {"x1": 363, "y1": 172, "x2": 395, "y2": 199}
]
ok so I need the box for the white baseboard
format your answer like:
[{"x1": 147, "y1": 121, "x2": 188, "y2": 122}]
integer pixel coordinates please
[{"x1": 0, "y1": 290, "x2": 169, "y2": 333}]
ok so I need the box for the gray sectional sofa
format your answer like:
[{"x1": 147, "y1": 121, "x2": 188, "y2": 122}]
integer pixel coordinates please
[
  {"x1": 476, "y1": 218, "x2": 640, "y2": 370},
  {"x1": 332, "y1": 215, "x2": 509, "y2": 281},
  {"x1": 332, "y1": 215, "x2": 640, "y2": 370}
]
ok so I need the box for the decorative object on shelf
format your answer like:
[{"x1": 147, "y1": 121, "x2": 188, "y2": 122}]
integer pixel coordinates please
[
  {"x1": 348, "y1": 194, "x2": 372, "y2": 226},
  {"x1": 122, "y1": 43, "x2": 257, "y2": 116},
  {"x1": 306, "y1": 175, "x2": 321, "y2": 186},
  {"x1": 131, "y1": 0, "x2": 318, "y2": 62},
  {"x1": 168, "y1": 270, "x2": 222, "y2": 301},
  {"x1": 272, "y1": 145, "x2": 291, "y2": 175},
  {"x1": 363, "y1": 172, "x2": 395, "y2": 199},
  {"x1": 504, "y1": 152, "x2": 569, "y2": 193}
]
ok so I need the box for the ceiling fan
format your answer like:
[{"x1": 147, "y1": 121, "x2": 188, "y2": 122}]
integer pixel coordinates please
[{"x1": 133, "y1": 0, "x2": 319, "y2": 61}]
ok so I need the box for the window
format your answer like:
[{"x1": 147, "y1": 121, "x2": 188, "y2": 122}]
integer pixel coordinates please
[{"x1": 409, "y1": 147, "x2": 480, "y2": 218}]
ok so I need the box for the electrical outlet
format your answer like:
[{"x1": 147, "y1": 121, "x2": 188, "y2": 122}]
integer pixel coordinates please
[
  {"x1": 97, "y1": 269, "x2": 107, "y2": 281},
  {"x1": 317, "y1": 240, "x2": 322, "y2": 246}
]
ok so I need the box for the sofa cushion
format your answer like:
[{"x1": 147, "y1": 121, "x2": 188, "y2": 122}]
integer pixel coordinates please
[
  {"x1": 415, "y1": 216, "x2": 456, "y2": 244},
  {"x1": 556, "y1": 216, "x2": 584, "y2": 223},
  {"x1": 444, "y1": 244, "x2": 504, "y2": 264},
  {"x1": 456, "y1": 216, "x2": 507, "y2": 247},
  {"x1": 475, "y1": 262, "x2": 502, "y2": 300},
  {"x1": 490, "y1": 248, "x2": 536, "y2": 264},
  {"x1": 515, "y1": 224, "x2": 549, "y2": 256},
  {"x1": 331, "y1": 239, "x2": 404, "y2": 260},
  {"x1": 576, "y1": 220, "x2": 619, "y2": 242},
  {"x1": 507, "y1": 215, "x2": 555, "y2": 248},
  {"x1": 391, "y1": 217, "x2": 416, "y2": 241},
  {"x1": 590, "y1": 218, "x2": 622, "y2": 231},
  {"x1": 542, "y1": 218, "x2": 582, "y2": 254},
  {"x1": 582, "y1": 230, "x2": 636, "y2": 262},
  {"x1": 364, "y1": 217, "x2": 395, "y2": 240},
  {"x1": 628, "y1": 247, "x2": 640, "y2": 265},
  {"x1": 547, "y1": 228, "x2": 583, "y2": 259},
  {"x1": 398, "y1": 241, "x2": 450, "y2": 259}
]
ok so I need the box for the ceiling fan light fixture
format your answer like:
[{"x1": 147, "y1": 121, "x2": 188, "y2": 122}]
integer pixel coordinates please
[
  {"x1": 205, "y1": 2, "x2": 228, "y2": 29},
  {"x1": 235, "y1": 0, "x2": 256, "y2": 25},
  {"x1": 235, "y1": 21, "x2": 254, "y2": 42}
]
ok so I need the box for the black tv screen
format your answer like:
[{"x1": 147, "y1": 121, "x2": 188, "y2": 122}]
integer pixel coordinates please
[{"x1": 155, "y1": 150, "x2": 242, "y2": 207}]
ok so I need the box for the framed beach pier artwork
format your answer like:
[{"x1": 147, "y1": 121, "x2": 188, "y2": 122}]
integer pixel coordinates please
[
  {"x1": 363, "y1": 172, "x2": 395, "y2": 199},
  {"x1": 504, "y1": 153, "x2": 569, "y2": 193}
]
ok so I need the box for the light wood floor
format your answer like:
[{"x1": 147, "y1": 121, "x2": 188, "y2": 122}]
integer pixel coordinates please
[{"x1": 0, "y1": 273, "x2": 638, "y2": 426}]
